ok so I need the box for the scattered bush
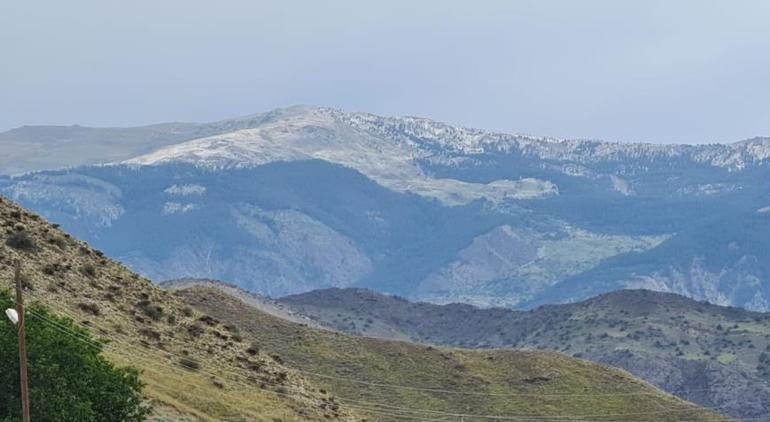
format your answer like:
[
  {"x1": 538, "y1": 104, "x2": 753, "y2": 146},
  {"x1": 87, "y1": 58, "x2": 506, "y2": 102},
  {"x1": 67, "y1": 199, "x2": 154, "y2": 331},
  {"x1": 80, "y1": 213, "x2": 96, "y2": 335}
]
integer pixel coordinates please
[
  {"x1": 187, "y1": 323, "x2": 205, "y2": 338},
  {"x1": 136, "y1": 300, "x2": 164, "y2": 322},
  {"x1": 42, "y1": 263, "x2": 63, "y2": 276},
  {"x1": 198, "y1": 315, "x2": 218, "y2": 326},
  {"x1": 80, "y1": 263, "x2": 97, "y2": 278},
  {"x1": 6, "y1": 231, "x2": 36, "y2": 251},
  {"x1": 46, "y1": 235, "x2": 68, "y2": 249},
  {"x1": 139, "y1": 328, "x2": 161, "y2": 341},
  {"x1": 78, "y1": 302, "x2": 101, "y2": 316},
  {"x1": 246, "y1": 343, "x2": 260, "y2": 356},
  {"x1": 178, "y1": 357, "x2": 200, "y2": 371}
]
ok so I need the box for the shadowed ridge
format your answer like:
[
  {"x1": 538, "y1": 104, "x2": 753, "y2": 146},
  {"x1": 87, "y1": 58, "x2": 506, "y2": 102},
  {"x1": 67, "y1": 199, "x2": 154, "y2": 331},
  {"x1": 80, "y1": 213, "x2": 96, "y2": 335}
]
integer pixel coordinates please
[
  {"x1": 173, "y1": 284, "x2": 725, "y2": 422},
  {"x1": 279, "y1": 286, "x2": 770, "y2": 419}
]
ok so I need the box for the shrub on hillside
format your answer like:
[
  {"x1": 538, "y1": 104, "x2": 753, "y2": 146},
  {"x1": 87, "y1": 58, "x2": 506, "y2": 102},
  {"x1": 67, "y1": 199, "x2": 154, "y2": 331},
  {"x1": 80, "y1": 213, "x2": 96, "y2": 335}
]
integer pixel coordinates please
[
  {"x1": 46, "y1": 235, "x2": 68, "y2": 249},
  {"x1": 187, "y1": 323, "x2": 205, "y2": 338},
  {"x1": 80, "y1": 263, "x2": 97, "y2": 278},
  {"x1": 77, "y1": 302, "x2": 101, "y2": 316},
  {"x1": 136, "y1": 300, "x2": 164, "y2": 322},
  {"x1": 246, "y1": 342, "x2": 260, "y2": 356},
  {"x1": 5, "y1": 231, "x2": 36, "y2": 251},
  {"x1": 178, "y1": 357, "x2": 200, "y2": 371},
  {"x1": 0, "y1": 290, "x2": 149, "y2": 421}
]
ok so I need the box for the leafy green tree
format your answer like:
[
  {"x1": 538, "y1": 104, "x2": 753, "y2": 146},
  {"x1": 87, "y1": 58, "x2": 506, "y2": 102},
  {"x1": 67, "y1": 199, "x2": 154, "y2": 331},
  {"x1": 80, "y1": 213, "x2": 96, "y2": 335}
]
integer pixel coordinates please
[{"x1": 0, "y1": 290, "x2": 149, "y2": 421}]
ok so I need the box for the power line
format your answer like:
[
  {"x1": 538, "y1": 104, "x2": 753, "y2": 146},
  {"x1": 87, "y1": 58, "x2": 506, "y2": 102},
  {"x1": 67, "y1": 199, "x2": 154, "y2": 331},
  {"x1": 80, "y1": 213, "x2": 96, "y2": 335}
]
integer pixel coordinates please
[
  {"x1": 33, "y1": 295, "x2": 714, "y2": 398},
  {"x1": 24, "y1": 307, "x2": 365, "y2": 419},
  {"x1": 27, "y1": 291, "x2": 728, "y2": 422},
  {"x1": 23, "y1": 310, "x2": 275, "y2": 420},
  {"x1": 24, "y1": 306, "x2": 727, "y2": 422},
  {"x1": 27, "y1": 309, "x2": 452, "y2": 422},
  {"x1": 17, "y1": 288, "x2": 730, "y2": 421},
  {"x1": 10, "y1": 282, "x2": 727, "y2": 399}
]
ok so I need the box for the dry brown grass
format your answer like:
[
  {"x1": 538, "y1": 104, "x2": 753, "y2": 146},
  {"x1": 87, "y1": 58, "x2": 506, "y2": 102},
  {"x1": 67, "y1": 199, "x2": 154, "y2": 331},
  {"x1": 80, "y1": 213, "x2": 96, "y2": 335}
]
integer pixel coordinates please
[
  {"x1": 178, "y1": 286, "x2": 728, "y2": 422},
  {"x1": 0, "y1": 196, "x2": 353, "y2": 421}
]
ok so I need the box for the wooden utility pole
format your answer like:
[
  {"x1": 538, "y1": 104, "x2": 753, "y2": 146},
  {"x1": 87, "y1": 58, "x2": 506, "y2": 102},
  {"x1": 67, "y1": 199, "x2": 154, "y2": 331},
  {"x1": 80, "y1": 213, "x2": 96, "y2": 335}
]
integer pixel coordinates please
[{"x1": 14, "y1": 260, "x2": 31, "y2": 422}]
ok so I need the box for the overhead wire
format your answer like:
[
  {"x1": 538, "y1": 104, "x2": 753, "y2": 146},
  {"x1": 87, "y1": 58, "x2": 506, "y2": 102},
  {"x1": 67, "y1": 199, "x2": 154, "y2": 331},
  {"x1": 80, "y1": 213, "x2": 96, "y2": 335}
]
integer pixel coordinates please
[
  {"x1": 12, "y1": 290, "x2": 733, "y2": 421},
  {"x1": 23, "y1": 306, "x2": 729, "y2": 422}
]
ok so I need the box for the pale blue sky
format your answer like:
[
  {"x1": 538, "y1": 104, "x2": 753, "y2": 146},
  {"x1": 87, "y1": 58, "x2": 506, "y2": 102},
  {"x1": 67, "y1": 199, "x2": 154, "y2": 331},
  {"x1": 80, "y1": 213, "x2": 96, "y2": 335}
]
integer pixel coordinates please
[{"x1": 1, "y1": 0, "x2": 769, "y2": 143}]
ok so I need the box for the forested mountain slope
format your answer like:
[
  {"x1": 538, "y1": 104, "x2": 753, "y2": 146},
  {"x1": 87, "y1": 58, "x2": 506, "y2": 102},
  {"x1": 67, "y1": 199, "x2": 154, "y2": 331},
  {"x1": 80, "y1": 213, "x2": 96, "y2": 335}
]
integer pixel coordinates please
[{"x1": 2, "y1": 106, "x2": 769, "y2": 310}]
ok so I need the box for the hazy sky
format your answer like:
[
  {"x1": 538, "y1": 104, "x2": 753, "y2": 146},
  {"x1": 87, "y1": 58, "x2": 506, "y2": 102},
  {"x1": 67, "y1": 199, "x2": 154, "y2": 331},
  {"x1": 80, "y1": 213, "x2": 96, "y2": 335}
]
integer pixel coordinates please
[{"x1": 2, "y1": 1, "x2": 769, "y2": 144}]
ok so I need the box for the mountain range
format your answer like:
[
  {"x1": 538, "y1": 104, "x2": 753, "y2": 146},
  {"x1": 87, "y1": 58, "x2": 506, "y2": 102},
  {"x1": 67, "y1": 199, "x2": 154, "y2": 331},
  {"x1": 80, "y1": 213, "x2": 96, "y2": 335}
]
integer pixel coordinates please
[
  {"x1": 275, "y1": 284, "x2": 770, "y2": 419},
  {"x1": 0, "y1": 197, "x2": 721, "y2": 421},
  {"x1": 1, "y1": 105, "x2": 769, "y2": 310}
]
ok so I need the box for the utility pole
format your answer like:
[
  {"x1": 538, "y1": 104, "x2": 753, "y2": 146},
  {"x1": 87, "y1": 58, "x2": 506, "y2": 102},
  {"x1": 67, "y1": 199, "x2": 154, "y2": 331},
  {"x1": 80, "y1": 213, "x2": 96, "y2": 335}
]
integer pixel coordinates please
[{"x1": 15, "y1": 260, "x2": 31, "y2": 422}]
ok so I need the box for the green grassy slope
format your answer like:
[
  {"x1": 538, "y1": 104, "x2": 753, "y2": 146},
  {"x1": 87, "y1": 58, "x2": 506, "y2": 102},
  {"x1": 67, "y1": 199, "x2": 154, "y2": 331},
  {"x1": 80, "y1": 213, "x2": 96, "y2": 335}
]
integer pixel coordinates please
[
  {"x1": 282, "y1": 287, "x2": 770, "y2": 419},
  {"x1": 176, "y1": 286, "x2": 725, "y2": 421}
]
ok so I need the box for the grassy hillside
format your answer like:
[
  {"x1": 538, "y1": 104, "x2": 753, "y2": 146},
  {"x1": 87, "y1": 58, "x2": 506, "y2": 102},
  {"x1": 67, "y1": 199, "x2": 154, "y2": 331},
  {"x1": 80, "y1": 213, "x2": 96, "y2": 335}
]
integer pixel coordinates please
[
  {"x1": 282, "y1": 287, "x2": 770, "y2": 419},
  {"x1": 174, "y1": 286, "x2": 725, "y2": 421},
  {"x1": 0, "y1": 196, "x2": 351, "y2": 421}
]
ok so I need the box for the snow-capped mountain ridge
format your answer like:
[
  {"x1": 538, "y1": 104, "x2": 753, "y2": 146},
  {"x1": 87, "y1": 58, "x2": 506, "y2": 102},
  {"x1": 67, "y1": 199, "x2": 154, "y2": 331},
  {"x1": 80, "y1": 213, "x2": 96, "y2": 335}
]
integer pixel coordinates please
[
  {"x1": 128, "y1": 106, "x2": 770, "y2": 172},
  {"x1": 333, "y1": 107, "x2": 770, "y2": 169},
  {"x1": 125, "y1": 107, "x2": 559, "y2": 205},
  {"x1": 120, "y1": 106, "x2": 769, "y2": 206}
]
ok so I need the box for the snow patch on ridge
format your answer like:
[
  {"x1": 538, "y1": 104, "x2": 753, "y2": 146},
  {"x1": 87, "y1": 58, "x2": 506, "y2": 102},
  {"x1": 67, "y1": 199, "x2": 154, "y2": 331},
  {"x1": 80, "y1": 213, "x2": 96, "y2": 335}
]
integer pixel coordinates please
[
  {"x1": 164, "y1": 184, "x2": 206, "y2": 196},
  {"x1": 610, "y1": 175, "x2": 634, "y2": 196},
  {"x1": 123, "y1": 107, "x2": 770, "y2": 205},
  {"x1": 126, "y1": 108, "x2": 557, "y2": 205},
  {"x1": 162, "y1": 202, "x2": 199, "y2": 215},
  {"x1": 5, "y1": 173, "x2": 124, "y2": 227}
]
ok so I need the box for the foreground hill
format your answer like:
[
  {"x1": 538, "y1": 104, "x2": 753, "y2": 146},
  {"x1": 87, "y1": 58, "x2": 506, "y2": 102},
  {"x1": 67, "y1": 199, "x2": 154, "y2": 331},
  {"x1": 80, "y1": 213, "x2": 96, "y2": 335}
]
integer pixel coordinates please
[
  {"x1": 2, "y1": 106, "x2": 770, "y2": 310},
  {"x1": 171, "y1": 284, "x2": 724, "y2": 421},
  {"x1": 280, "y1": 287, "x2": 770, "y2": 419},
  {"x1": 0, "y1": 196, "x2": 350, "y2": 421}
]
